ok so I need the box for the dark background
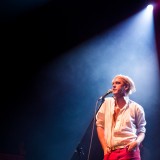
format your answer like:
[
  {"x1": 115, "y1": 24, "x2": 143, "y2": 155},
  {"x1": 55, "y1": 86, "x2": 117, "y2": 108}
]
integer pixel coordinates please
[{"x1": 0, "y1": 0, "x2": 160, "y2": 160}]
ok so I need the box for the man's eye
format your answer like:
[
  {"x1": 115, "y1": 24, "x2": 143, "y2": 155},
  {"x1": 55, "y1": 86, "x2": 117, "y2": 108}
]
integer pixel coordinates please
[{"x1": 112, "y1": 81, "x2": 121, "y2": 85}]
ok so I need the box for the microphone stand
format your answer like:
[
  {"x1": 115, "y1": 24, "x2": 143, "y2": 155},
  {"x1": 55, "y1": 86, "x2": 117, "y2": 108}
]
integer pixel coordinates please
[
  {"x1": 71, "y1": 93, "x2": 112, "y2": 160},
  {"x1": 87, "y1": 97, "x2": 104, "y2": 160},
  {"x1": 87, "y1": 94, "x2": 111, "y2": 160}
]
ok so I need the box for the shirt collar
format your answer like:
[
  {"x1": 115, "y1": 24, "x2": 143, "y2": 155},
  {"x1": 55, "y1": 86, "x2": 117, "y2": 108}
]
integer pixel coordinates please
[
  {"x1": 123, "y1": 96, "x2": 130, "y2": 110},
  {"x1": 112, "y1": 96, "x2": 130, "y2": 110}
]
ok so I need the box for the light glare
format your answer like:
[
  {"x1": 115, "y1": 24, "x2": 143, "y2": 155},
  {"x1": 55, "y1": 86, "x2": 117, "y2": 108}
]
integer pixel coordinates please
[{"x1": 147, "y1": 4, "x2": 153, "y2": 11}]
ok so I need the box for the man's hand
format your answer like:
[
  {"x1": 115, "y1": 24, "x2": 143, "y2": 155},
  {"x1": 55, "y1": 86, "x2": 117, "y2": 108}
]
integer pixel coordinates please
[
  {"x1": 104, "y1": 146, "x2": 111, "y2": 155},
  {"x1": 126, "y1": 140, "x2": 140, "y2": 152}
]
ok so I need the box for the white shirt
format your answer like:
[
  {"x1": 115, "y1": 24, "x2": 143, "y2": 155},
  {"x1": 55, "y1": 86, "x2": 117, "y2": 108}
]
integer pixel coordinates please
[{"x1": 96, "y1": 96, "x2": 146, "y2": 148}]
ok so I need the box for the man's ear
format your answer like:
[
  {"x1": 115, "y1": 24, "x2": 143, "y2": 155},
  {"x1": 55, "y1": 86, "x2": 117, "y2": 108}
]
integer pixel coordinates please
[{"x1": 124, "y1": 84, "x2": 129, "y2": 92}]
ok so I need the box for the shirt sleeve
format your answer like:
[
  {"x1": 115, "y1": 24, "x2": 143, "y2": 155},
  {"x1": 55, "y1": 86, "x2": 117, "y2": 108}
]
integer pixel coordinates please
[
  {"x1": 96, "y1": 103, "x2": 105, "y2": 128},
  {"x1": 136, "y1": 105, "x2": 146, "y2": 134}
]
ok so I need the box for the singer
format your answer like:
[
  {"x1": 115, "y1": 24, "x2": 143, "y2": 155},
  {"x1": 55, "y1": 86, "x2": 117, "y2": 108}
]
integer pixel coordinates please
[{"x1": 96, "y1": 74, "x2": 146, "y2": 160}]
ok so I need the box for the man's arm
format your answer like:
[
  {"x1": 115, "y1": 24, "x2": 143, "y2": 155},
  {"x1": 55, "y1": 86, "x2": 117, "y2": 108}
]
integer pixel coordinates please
[
  {"x1": 136, "y1": 132, "x2": 145, "y2": 145},
  {"x1": 126, "y1": 132, "x2": 145, "y2": 151},
  {"x1": 97, "y1": 126, "x2": 110, "y2": 155}
]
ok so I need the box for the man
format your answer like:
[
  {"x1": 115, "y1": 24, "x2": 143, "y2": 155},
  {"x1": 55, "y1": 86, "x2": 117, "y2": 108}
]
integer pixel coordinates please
[{"x1": 96, "y1": 74, "x2": 146, "y2": 160}]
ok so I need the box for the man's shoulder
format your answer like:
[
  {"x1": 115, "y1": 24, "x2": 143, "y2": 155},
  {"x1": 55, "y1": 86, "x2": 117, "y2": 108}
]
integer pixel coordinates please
[{"x1": 129, "y1": 100, "x2": 144, "y2": 111}]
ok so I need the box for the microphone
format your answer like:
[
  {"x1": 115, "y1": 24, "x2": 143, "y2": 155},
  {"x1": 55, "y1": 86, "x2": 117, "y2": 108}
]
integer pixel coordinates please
[{"x1": 98, "y1": 89, "x2": 112, "y2": 100}]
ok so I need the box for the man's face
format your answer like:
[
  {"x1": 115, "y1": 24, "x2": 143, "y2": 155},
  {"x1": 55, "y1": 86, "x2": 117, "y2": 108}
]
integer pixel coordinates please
[{"x1": 112, "y1": 77, "x2": 126, "y2": 97}]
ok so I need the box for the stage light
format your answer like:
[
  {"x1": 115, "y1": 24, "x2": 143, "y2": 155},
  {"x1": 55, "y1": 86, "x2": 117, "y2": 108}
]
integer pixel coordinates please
[{"x1": 147, "y1": 4, "x2": 153, "y2": 11}]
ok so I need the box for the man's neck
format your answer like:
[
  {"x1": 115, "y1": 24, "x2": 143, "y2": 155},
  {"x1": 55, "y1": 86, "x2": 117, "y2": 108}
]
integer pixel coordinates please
[{"x1": 115, "y1": 96, "x2": 126, "y2": 109}]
